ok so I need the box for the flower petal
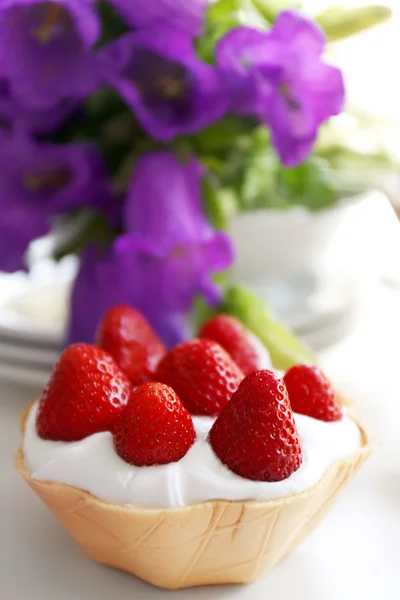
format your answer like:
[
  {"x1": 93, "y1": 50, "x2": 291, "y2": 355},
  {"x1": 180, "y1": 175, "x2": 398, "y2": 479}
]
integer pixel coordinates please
[
  {"x1": 300, "y1": 62, "x2": 345, "y2": 122},
  {"x1": 270, "y1": 9, "x2": 326, "y2": 56},
  {"x1": 0, "y1": 0, "x2": 101, "y2": 108},
  {"x1": 204, "y1": 231, "x2": 235, "y2": 271},
  {"x1": 0, "y1": 205, "x2": 48, "y2": 272},
  {"x1": 66, "y1": 244, "x2": 190, "y2": 348},
  {"x1": 0, "y1": 133, "x2": 110, "y2": 215},
  {"x1": 125, "y1": 151, "x2": 208, "y2": 250},
  {"x1": 216, "y1": 27, "x2": 271, "y2": 114},
  {"x1": 145, "y1": 310, "x2": 190, "y2": 348},
  {"x1": 216, "y1": 10, "x2": 344, "y2": 166},
  {"x1": 104, "y1": 26, "x2": 228, "y2": 141},
  {"x1": 270, "y1": 127, "x2": 315, "y2": 168},
  {"x1": 65, "y1": 245, "x2": 131, "y2": 345},
  {"x1": 109, "y1": 0, "x2": 207, "y2": 35},
  {"x1": 118, "y1": 151, "x2": 234, "y2": 313}
]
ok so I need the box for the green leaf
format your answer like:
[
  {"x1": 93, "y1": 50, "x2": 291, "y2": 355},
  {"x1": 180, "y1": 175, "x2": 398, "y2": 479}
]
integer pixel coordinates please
[
  {"x1": 96, "y1": 1, "x2": 129, "y2": 46},
  {"x1": 278, "y1": 158, "x2": 340, "y2": 211},
  {"x1": 52, "y1": 211, "x2": 115, "y2": 261},
  {"x1": 197, "y1": 0, "x2": 268, "y2": 61},
  {"x1": 218, "y1": 187, "x2": 241, "y2": 217},
  {"x1": 200, "y1": 156, "x2": 226, "y2": 175},
  {"x1": 207, "y1": 0, "x2": 269, "y2": 24},
  {"x1": 219, "y1": 285, "x2": 316, "y2": 370},
  {"x1": 251, "y1": 0, "x2": 301, "y2": 22},
  {"x1": 197, "y1": 0, "x2": 243, "y2": 61},
  {"x1": 207, "y1": 0, "x2": 242, "y2": 20},
  {"x1": 317, "y1": 5, "x2": 392, "y2": 42},
  {"x1": 239, "y1": 131, "x2": 345, "y2": 212},
  {"x1": 202, "y1": 176, "x2": 230, "y2": 230},
  {"x1": 192, "y1": 117, "x2": 255, "y2": 153},
  {"x1": 316, "y1": 146, "x2": 398, "y2": 195},
  {"x1": 241, "y1": 147, "x2": 281, "y2": 209},
  {"x1": 191, "y1": 296, "x2": 216, "y2": 332},
  {"x1": 319, "y1": 145, "x2": 398, "y2": 171}
]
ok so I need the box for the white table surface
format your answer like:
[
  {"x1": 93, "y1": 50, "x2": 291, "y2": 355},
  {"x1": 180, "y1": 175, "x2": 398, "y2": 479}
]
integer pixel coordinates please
[{"x1": 1, "y1": 280, "x2": 400, "y2": 599}]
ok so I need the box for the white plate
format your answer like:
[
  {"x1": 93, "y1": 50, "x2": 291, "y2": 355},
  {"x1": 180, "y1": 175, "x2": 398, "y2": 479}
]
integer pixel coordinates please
[
  {"x1": 0, "y1": 307, "x2": 64, "y2": 346},
  {"x1": 0, "y1": 339, "x2": 59, "y2": 368},
  {"x1": 0, "y1": 360, "x2": 51, "y2": 388},
  {"x1": 0, "y1": 256, "x2": 77, "y2": 346}
]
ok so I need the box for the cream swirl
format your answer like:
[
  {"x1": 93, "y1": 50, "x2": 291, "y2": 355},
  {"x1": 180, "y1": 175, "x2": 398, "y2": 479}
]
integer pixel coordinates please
[{"x1": 23, "y1": 402, "x2": 362, "y2": 509}]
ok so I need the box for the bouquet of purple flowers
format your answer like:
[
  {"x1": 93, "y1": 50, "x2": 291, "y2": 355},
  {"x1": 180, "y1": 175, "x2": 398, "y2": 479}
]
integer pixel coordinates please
[{"x1": 0, "y1": 0, "x2": 391, "y2": 348}]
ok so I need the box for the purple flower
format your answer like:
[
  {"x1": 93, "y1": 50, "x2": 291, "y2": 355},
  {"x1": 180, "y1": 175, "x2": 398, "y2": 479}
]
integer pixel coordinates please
[
  {"x1": 0, "y1": 0, "x2": 101, "y2": 109},
  {"x1": 104, "y1": 26, "x2": 228, "y2": 141},
  {"x1": 66, "y1": 245, "x2": 190, "y2": 347},
  {"x1": 66, "y1": 245, "x2": 131, "y2": 345},
  {"x1": 216, "y1": 10, "x2": 345, "y2": 166},
  {"x1": 109, "y1": 0, "x2": 208, "y2": 35},
  {"x1": 116, "y1": 151, "x2": 234, "y2": 312},
  {"x1": 0, "y1": 77, "x2": 74, "y2": 134},
  {"x1": 144, "y1": 311, "x2": 192, "y2": 348},
  {"x1": 66, "y1": 153, "x2": 233, "y2": 347},
  {"x1": 0, "y1": 133, "x2": 109, "y2": 272}
]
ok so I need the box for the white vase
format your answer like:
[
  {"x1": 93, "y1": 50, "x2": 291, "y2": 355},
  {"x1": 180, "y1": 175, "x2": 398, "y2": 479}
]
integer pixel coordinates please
[
  {"x1": 228, "y1": 193, "x2": 371, "y2": 348},
  {"x1": 228, "y1": 196, "x2": 364, "y2": 282}
]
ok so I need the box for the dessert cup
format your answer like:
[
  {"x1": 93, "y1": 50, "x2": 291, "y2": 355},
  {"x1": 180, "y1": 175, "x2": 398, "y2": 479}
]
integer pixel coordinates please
[{"x1": 16, "y1": 401, "x2": 373, "y2": 590}]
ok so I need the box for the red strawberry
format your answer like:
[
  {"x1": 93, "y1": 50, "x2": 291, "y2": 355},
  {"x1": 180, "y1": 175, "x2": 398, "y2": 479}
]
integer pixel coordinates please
[
  {"x1": 36, "y1": 344, "x2": 131, "y2": 442},
  {"x1": 155, "y1": 339, "x2": 244, "y2": 416},
  {"x1": 199, "y1": 314, "x2": 271, "y2": 376},
  {"x1": 96, "y1": 305, "x2": 167, "y2": 385},
  {"x1": 284, "y1": 364, "x2": 342, "y2": 422},
  {"x1": 113, "y1": 382, "x2": 196, "y2": 466},
  {"x1": 209, "y1": 370, "x2": 302, "y2": 482}
]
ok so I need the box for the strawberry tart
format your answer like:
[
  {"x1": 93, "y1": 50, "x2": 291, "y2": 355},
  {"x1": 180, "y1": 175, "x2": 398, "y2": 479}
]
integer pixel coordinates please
[{"x1": 16, "y1": 307, "x2": 372, "y2": 589}]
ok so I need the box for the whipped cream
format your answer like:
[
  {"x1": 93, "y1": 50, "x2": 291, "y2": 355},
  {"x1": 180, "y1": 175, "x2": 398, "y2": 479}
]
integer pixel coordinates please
[{"x1": 23, "y1": 402, "x2": 362, "y2": 509}]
